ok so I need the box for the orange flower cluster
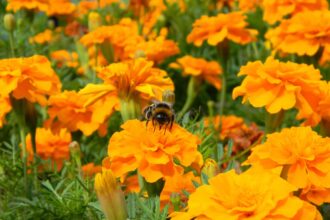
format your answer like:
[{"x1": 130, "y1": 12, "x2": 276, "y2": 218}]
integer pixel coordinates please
[
  {"x1": 170, "y1": 56, "x2": 222, "y2": 90},
  {"x1": 47, "y1": 58, "x2": 173, "y2": 135},
  {"x1": 26, "y1": 128, "x2": 71, "y2": 171},
  {"x1": 82, "y1": 163, "x2": 102, "y2": 178},
  {"x1": 171, "y1": 168, "x2": 322, "y2": 220},
  {"x1": 80, "y1": 18, "x2": 179, "y2": 64},
  {"x1": 102, "y1": 119, "x2": 203, "y2": 183},
  {"x1": 7, "y1": 0, "x2": 76, "y2": 16},
  {"x1": 246, "y1": 126, "x2": 330, "y2": 205},
  {"x1": 187, "y1": 11, "x2": 258, "y2": 46},
  {"x1": 0, "y1": 96, "x2": 12, "y2": 128},
  {"x1": 233, "y1": 57, "x2": 323, "y2": 124},
  {"x1": 262, "y1": 0, "x2": 328, "y2": 24},
  {"x1": 239, "y1": 0, "x2": 261, "y2": 12},
  {"x1": 266, "y1": 10, "x2": 330, "y2": 56},
  {"x1": 204, "y1": 115, "x2": 263, "y2": 152}
]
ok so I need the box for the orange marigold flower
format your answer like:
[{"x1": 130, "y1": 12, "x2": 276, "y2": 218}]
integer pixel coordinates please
[
  {"x1": 232, "y1": 57, "x2": 323, "y2": 124},
  {"x1": 0, "y1": 96, "x2": 12, "y2": 128},
  {"x1": 82, "y1": 162, "x2": 102, "y2": 178},
  {"x1": 97, "y1": 58, "x2": 174, "y2": 101},
  {"x1": 262, "y1": 0, "x2": 328, "y2": 24},
  {"x1": 204, "y1": 115, "x2": 263, "y2": 152},
  {"x1": 125, "y1": 36, "x2": 180, "y2": 63},
  {"x1": 160, "y1": 172, "x2": 199, "y2": 210},
  {"x1": 171, "y1": 168, "x2": 322, "y2": 220},
  {"x1": 0, "y1": 55, "x2": 61, "y2": 106},
  {"x1": 187, "y1": 11, "x2": 258, "y2": 46},
  {"x1": 29, "y1": 29, "x2": 54, "y2": 45},
  {"x1": 46, "y1": 0, "x2": 76, "y2": 16},
  {"x1": 50, "y1": 50, "x2": 79, "y2": 69},
  {"x1": 26, "y1": 128, "x2": 71, "y2": 171},
  {"x1": 266, "y1": 10, "x2": 330, "y2": 56},
  {"x1": 102, "y1": 119, "x2": 203, "y2": 183},
  {"x1": 246, "y1": 126, "x2": 330, "y2": 204},
  {"x1": 6, "y1": 0, "x2": 48, "y2": 12},
  {"x1": 239, "y1": 0, "x2": 262, "y2": 12},
  {"x1": 170, "y1": 56, "x2": 222, "y2": 90},
  {"x1": 47, "y1": 86, "x2": 118, "y2": 136}
]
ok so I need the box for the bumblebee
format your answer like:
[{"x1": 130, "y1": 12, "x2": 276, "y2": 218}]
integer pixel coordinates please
[{"x1": 143, "y1": 101, "x2": 175, "y2": 132}]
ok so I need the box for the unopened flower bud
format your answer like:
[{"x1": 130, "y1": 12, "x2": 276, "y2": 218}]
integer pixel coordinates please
[
  {"x1": 4, "y1": 13, "x2": 16, "y2": 31},
  {"x1": 201, "y1": 158, "x2": 219, "y2": 180},
  {"x1": 95, "y1": 169, "x2": 127, "y2": 220},
  {"x1": 88, "y1": 12, "x2": 102, "y2": 32},
  {"x1": 170, "y1": 192, "x2": 181, "y2": 211}
]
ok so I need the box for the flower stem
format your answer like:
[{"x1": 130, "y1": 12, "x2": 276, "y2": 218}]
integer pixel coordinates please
[
  {"x1": 265, "y1": 110, "x2": 285, "y2": 134},
  {"x1": 177, "y1": 77, "x2": 198, "y2": 121},
  {"x1": 9, "y1": 30, "x2": 15, "y2": 57}
]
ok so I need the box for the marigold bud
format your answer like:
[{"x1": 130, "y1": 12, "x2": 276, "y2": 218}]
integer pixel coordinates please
[
  {"x1": 134, "y1": 49, "x2": 146, "y2": 58},
  {"x1": 4, "y1": 13, "x2": 16, "y2": 31},
  {"x1": 95, "y1": 169, "x2": 127, "y2": 220},
  {"x1": 201, "y1": 158, "x2": 219, "y2": 180},
  {"x1": 88, "y1": 12, "x2": 102, "y2": 32}
]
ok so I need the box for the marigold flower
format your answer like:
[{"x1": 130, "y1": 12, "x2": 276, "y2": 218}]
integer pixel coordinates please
[
  {"x1": 187, "y1": 11, "x2": 258, "y2": 46},
  {"x1": 6, "y1": 0, "x2": 48, "y2": 12},
  {"x1": 160, "y1": 172, "x2": 199, "y2": 210},
  {"x1": 26, "y1": 128, "x2": 71, "y2": 171},
  {"x1": 246, "y1": 126, "x2": 330, "y2": 204},
  {"x1": 102, "y1": 119, "x2": 203, "y2": 183},
  {"x1": 82, "y1": 162, "x2": 102, "y2": 178},
  {"x1": 0, "y1": 55, "x2": 61, "y2": 106},
  {"x1": 29, "y1": 29, "x2": 54, "y2": 44},
  {"x1": 262, "y1": 0, "x2": 328, "y2": 24},
  {"x1": 266, "y1": 10, "x2": 330, "y2": 56},
  {"x1": 47, "y1": 86, "x2": 118, "y2": 136},
  {"x1": 170, "y1": 56, "x2": 222, "y2": 90},
  {"x1": 204, "y1": 115, "x2": 263, "y2": 152},
  {"x1": 97, "y1": 58, "x2": 174, "y2": 102},
  {"x1": 239, "y1": 0, "x2": 261, "y2": 12},
  {"x1": 171, "y1": 168, "x2": 322, "y2": 220},
  {"x1": 0, "y1": 96, "x2": 12, "y2": 128},
  {"x1": 50, "y1": 50, "x2": 79, "y2": 69},
  {"x1": 232, "y1": 57, "x2": 323, "y2": 124},
  {"x1": 125, "y1": 36, "x2": 179, "y2": 63},
  {"x1": 46, "y1": 0, "x2": 76, "y2": 16},
  {"x1": 95, "y1": 169, "x2": 127, "y2": 220}
]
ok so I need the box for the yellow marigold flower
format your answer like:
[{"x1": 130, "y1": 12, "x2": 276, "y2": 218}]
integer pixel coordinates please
[
  {"x1": 50, "y1": 50, "x2": 79, "y2": 69},
  {"x1": 232, "y1": 57, "x2": 323, "y2": 124},
  {"x1": 246, "y1": 126, "x2": 330, "y2": 204},
  {"x1": 6, "y1": 0, "x2": 48, "y2": 12},
  {"x1": 102, "y1": 119, "x2": 203, "y2": 183},
  {"x1": 171, "y1": 168, "x2": 322, "y2": 220},
  {"x1": 263, "y1": 0, "x2": 328, "y2": 24},
  {"x1": 26, "y1": 128, "x2": 71, "y2": 171},
  {"x1": 266, "y1": 10, "x2": 330, "y2": 56},
  {"x1": 47, "y1": 86, "x2": 118, "y2": 136},
  {"x1": 0, "y1": 96, "x2": 12, "y2": 128},
  {"x1": 0, "y1": 55, "x2": 61, "y2": 106},
  {"x1": 187, "y1": 11, "x2": 258, "y2": 46},
  {"x1": 29, "y1": 29, "x2": 54, "y2": 44},
  {"x1": 82, "y1": 162, "x2": 102, "y2": 178},
  {"x1": 46, "y1": 0, "x2": 76, "y2": 16},
  {"x1": 160, "y1": 172, "x2": 199, "y2": 211},
  {"x1": 170, "y1": 56, "x2": 222, "y2": 90},
  {"x1": 95, "y1": 169, "x2": 127, "y2": 220}
]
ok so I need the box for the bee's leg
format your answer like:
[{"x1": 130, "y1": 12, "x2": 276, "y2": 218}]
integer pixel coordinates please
[
  {"x1": 146, "y1": 119, "x2": 149, "y2": 128},
  {"x1": 163, "y1": 123, "x2": 167, "y2": 134},
  {"x1": 152, "y1": 119, "x2": 156, "y2": 132},
  {"x1": 170, "y1": 115, "x2": 174, "y2": 130},
  {"x1": 159, "y1": 124, "x2": 162, "y2": 130}
]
